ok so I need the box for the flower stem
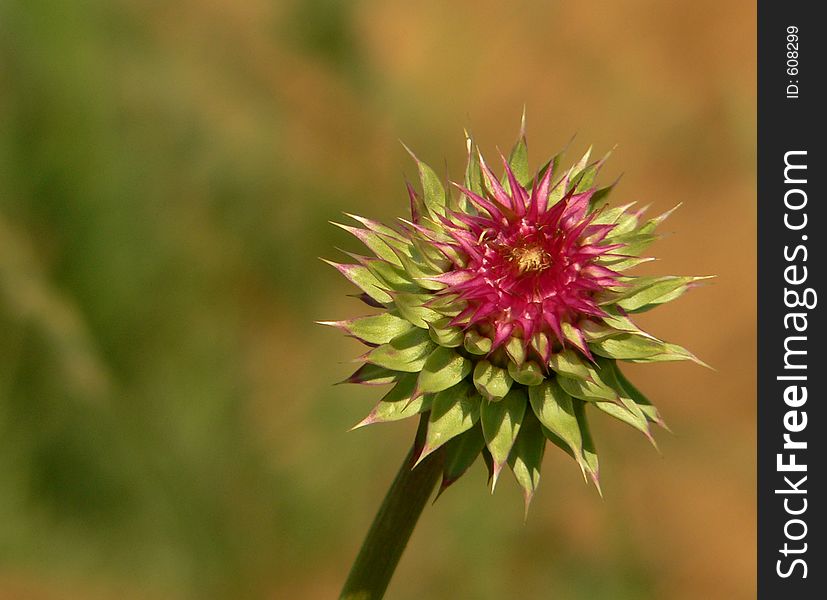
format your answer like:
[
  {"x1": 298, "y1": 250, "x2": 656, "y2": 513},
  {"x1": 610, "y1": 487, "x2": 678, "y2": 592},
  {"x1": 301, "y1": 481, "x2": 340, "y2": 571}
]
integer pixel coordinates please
[{"x1": 340, "y1": 418, "x2": 444, "y2": 600}]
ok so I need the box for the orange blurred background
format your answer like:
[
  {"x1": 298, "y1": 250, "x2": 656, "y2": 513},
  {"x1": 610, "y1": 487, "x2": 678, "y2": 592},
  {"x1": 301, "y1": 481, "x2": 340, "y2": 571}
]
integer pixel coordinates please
[{"x1": 0, "y1": 1, "x2": 755, "y2": 598}]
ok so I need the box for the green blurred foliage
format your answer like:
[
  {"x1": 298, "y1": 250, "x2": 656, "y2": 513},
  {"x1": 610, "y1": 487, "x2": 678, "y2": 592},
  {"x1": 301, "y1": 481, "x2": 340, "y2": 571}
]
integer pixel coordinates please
[{"x1": 1, "y1": 0, "x2": 754, "y2": 598}]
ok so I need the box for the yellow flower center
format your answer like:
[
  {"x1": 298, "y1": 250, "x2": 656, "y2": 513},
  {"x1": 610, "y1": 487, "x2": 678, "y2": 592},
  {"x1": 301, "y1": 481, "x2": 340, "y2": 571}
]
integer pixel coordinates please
[{"x1": 510, "y1": 245, "x2": 550, "y2": 274}]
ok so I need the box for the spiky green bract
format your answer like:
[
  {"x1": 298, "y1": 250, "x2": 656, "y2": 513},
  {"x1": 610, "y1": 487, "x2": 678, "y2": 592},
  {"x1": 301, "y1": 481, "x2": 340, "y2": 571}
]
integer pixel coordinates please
[{"x1": 323, "y1": 122, "x2": 708, "y2": 512}]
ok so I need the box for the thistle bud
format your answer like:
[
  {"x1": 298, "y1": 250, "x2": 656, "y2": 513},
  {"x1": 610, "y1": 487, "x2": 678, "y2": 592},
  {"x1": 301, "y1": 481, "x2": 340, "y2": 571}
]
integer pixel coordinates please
[{"x1": 322, "y1": 121, "x2": 708, "y2": 512}]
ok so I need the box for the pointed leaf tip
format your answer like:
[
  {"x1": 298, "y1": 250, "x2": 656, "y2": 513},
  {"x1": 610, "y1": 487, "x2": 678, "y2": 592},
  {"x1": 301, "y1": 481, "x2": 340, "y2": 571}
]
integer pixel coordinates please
[
  {"x1": 401, "y1": 142, "x2": 447, "y2": 218},
  {"x1": 359, "y1": 374, "x2": 432, "y2": 427},
  {"x1": 519, "y1": 105, "x2": 527, "y2": 138},
  {"x1": 508, "y1": 410, "x2": 545, "y2": 510}
]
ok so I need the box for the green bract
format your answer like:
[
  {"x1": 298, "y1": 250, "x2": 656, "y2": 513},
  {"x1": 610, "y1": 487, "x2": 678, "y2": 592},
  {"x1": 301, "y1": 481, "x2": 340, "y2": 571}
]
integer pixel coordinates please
[{"x1": 322, "y1": 120, "x2": 708, "y2": 511}]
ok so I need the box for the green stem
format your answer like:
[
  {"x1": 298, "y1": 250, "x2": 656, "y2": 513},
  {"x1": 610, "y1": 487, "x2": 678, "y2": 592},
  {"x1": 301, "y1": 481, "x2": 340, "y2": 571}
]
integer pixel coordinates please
[{"x1": 340, "y1": 427, "x2": 444, "y2": 600}]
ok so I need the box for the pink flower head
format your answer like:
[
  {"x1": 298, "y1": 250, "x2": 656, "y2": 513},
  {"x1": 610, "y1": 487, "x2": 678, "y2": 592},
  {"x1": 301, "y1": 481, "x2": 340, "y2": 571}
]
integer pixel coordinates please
[
  {"x1": 322, "y1": 121, "x2": 709, "y2": 506},
  {"x1": 435, "y1": 156, "x2": 624, "y2": 360}
]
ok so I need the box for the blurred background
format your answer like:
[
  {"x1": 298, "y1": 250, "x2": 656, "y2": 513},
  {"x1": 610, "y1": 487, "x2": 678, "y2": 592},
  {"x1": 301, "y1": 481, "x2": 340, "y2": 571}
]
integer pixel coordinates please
[{"x1": 0, "y1": 1, "x2": 755, "y2": 598}]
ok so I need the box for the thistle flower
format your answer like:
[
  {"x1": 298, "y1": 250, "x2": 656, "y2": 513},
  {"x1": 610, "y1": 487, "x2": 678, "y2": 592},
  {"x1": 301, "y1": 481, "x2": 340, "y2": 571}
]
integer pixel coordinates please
[{"x1": 322, "y1": 121, "x2": 708, "y2": 512}]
